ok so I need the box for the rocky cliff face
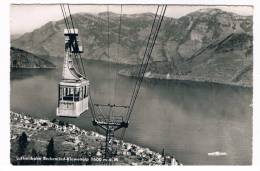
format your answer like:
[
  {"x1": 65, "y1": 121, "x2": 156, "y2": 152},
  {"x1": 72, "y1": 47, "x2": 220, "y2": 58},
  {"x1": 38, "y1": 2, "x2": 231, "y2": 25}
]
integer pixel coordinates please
[
  {"x1": 163, "y1": 9, "x2": 252, "y2": 61},
  {"x1": 10, "y1": 47, "x2": 56, "y2": 68},
  {"x1": 141, "y1": 32, "x2": 252, "y2": 87},
  {"x1": 11, "y1": 8, "x2": 253, "y2": 86}
]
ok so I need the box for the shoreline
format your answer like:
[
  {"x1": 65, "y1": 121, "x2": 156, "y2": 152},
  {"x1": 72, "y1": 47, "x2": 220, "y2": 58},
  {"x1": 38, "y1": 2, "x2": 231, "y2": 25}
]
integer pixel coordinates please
[
  {"x1": 11, "y1": 66, "x2": 56, "y2": 69},
  {"x1": 118, "y1": 69, "x2": 252, "y2": 89},
  {"x1": 10, "y1": 111, "x2": 182, "y2": 166}
]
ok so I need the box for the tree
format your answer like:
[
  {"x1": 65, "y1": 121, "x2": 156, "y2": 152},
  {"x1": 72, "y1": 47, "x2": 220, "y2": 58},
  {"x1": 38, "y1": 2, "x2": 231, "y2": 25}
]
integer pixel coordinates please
[
  {"x1": 31, "y1": 148, "x2": 37, "y2": 157},
  {"x1": 51, "y1": 118, "x2": 57, "y2": 123},
  {"x1": 162, "y1": 148, "x2": 166, "y2": 165},
  {"x1": 46, "y1": 138, "x2": 55, "y2": 158},
  {"x1": 58, "y1": 120, "x2": 65, "y2": 126},
  {"x1": 17, "y1": 132, "x2": 28, "y2": 157},
  {"x1": 31, "y1": 148, "x2": 38, "y2": 165}
]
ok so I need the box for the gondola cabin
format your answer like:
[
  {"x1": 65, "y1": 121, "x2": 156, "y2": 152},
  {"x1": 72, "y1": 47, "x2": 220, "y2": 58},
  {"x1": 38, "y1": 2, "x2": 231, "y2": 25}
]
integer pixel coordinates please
[{"x1": 56, "y1": 28, "x2": 89, "y2": 117}]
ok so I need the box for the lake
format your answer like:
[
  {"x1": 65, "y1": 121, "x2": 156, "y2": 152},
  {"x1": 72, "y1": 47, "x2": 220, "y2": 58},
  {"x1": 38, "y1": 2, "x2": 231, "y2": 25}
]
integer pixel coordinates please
[{"x1": 10, "y1": 59, "x2": 252, "y2": 165}]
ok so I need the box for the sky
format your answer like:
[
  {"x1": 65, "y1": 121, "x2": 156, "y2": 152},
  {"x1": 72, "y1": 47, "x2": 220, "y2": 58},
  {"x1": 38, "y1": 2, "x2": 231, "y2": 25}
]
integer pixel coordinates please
[{"x1": 10, "y1": 4, "x2": 253, "y2": 35}]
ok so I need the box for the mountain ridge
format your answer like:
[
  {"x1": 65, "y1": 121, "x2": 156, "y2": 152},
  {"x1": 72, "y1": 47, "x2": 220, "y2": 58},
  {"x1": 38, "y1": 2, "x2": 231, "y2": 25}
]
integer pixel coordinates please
[
  {"x1": 11, "y1": 8, "x2": 253, "y2": 86},
  {"x1": 10, "y1": 47, "x2": 56, "y2": 69}
]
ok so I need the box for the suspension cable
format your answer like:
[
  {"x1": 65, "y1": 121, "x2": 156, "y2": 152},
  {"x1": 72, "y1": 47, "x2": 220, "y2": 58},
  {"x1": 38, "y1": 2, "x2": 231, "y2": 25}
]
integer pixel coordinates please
[
  {"x1": 120, "y1": 5, "x2": 167, "y2": 140},
  {"x1": 61, "y1": 4, "x2": 77, "y2": 71},
  {"x1": 112, "y1": 4, "x2": 123, "y2": 105},
  {"x1": 126, "y1": 5, "x2": 160, "y2": 120},
  {"x1": 106, "y1": 5, "x2": 113, "y2": 106},
  {"x1": 66, "y1": 4, "x2": 85, "y2": 76},
  {"x1": 60, "y1": 5, "x2": 70, "y2": 32},
  {"x1": 61, "y1": 4, "x2": 83, "y2": 75},
  {"x1": 120, "y1": 5, "x2": 162, "y2": 140},
  {"x1": 125, "y1": 6, "x2": 159, "y2": 117},
  {"x1": 67, "y1": 4, "x2": 83, "y2": 74},
  {"x1": 62, "y1": 5, "x2": 72, "y2": 31},
  {"x1": 107, "y1": 5, "x2": 110, "y2": 59},
  {"x1": 67, "y1": 5, "x2": 76, "y2": 34},
  {"x1": 126, "y1": 5, "x2": 167, "y2": 122},
  {"x1": 117, "y1": 5, "x2": 122, "y2": 60}
]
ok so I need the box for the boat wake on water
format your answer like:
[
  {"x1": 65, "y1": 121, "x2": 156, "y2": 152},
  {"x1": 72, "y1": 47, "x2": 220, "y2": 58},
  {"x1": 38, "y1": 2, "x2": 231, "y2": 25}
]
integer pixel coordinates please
[{"x1": 208, "y1": 151, "x2": 228, "y2": 156}]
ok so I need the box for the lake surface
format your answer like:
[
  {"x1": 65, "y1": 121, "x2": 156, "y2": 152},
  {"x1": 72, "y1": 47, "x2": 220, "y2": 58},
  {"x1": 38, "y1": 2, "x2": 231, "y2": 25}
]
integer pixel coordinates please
[{"x1": 10, "y1": 59, "x2": 252, "y2": 165}]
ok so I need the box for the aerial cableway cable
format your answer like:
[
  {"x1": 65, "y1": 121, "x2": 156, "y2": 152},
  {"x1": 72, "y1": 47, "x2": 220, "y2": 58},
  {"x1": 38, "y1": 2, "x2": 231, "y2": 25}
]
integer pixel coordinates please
[
  {"x1": 112, "y1": 4, "x2": 123, "y2": 105},
  {"x1": 60, "y1": 5, "x2": 70, "y2": 32},
  {"x1": 119, "y1": 5, "x2": 160, "y2": 138},
  {"x1": 60, "y1": 4, "x2": 82, "y2": 75},
  {"x1": 125, "y1": 5, "x2": 159, "y2": 119},
  {"x1": 127, "y1": 5, "x2": 167, "y2": 121},
  {"x1": 66, "y1": 4, "x2": 85, "y2": 77},
  {"x1": 67, "y1": 5, "x2": 88, "y2": 78},
  {"x1": 67, "y1": 4, "x2": 84, "y2": 75},
  {"x1": 107, "y1": 5, "x2": 110, "y2": 59},
  {"x1": 107, "y1": 5, "x2": 112, "y2": 105},
  {"x1": 61, "y1": 4, "x2": 87, "y2": 79},
  {"x1": 67, "y1": 5, "x2": 76, "y2": 33},
  {"x1": 117, "y1": 5, "x2": 122, "y2": 57},
  {"x1": 120, "y1": 5, "x2": 167, "y2": 140}
]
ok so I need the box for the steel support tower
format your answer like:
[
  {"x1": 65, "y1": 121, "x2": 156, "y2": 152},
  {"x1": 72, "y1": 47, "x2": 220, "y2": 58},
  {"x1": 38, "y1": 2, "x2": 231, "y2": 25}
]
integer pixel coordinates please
[{"x1": 92, "y1": 104, "x2": 128, "y2": 164}]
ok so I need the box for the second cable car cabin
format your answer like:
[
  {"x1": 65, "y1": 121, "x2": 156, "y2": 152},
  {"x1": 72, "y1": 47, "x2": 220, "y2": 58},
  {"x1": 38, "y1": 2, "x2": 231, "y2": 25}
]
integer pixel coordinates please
[{"x1": 56, "y1": 28, "x2": 89, "y2": 117}]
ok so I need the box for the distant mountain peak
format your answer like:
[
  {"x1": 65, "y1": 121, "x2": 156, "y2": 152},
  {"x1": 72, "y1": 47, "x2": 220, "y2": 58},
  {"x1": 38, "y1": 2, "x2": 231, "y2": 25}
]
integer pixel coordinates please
[
  {"x1": 98, "y1": 11, "x2": 119, "y2": 17},
  {"x1": 189, "y1": 7, "x2": 252, "y2": 18},
  {"x1": 197, "y1": 8, "x2": 223, "y2": 13}
]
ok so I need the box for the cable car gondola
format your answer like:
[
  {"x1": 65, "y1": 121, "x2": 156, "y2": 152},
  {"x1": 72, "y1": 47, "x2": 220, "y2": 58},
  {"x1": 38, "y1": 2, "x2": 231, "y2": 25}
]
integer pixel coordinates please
[{"x1": 56, "y1": 28, "x2": 89, "y2": 117}]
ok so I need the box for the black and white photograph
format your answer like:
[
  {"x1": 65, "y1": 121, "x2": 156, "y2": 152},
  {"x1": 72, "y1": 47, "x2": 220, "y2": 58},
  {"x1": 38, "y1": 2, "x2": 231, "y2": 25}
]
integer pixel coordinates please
[{"x1": 6, "y1": 1, "x2": 256, "y2": 167}]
